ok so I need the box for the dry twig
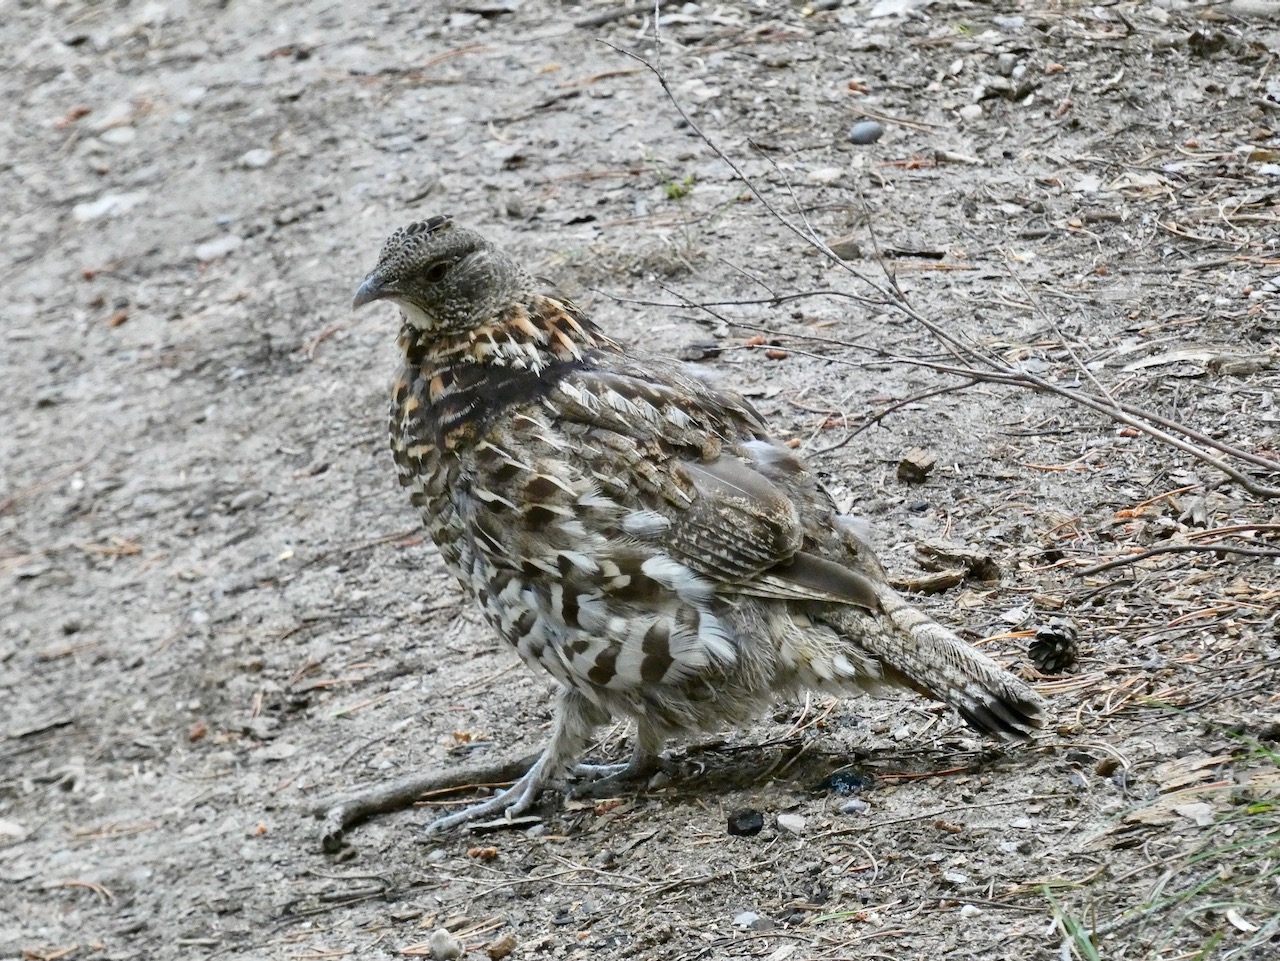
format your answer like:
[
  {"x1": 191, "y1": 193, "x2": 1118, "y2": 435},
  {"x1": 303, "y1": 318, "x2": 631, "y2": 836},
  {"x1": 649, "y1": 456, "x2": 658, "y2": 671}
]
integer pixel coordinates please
[{"x1": 313, "y1": 752, "x2": 539, "y2": 852}]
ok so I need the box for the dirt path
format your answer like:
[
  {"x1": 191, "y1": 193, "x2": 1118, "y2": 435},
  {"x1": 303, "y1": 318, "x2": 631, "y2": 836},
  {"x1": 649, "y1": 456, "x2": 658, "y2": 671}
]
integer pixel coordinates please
[{"x1": 3, "y1": 2, "x2": 1278, "y2": 959}]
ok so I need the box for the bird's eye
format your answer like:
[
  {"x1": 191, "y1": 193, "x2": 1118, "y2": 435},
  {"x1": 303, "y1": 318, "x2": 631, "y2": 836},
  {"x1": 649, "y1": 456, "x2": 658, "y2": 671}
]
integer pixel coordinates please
[{"x1": 424, "y1": 261, "x2": 450, "y2": 283}]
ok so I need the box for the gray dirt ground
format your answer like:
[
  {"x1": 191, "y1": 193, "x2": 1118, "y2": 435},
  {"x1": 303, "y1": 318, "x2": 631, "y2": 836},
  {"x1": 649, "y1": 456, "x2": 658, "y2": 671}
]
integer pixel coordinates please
[{"x1": 3, "y1": 1, "x2": 1279, "y2": 959}]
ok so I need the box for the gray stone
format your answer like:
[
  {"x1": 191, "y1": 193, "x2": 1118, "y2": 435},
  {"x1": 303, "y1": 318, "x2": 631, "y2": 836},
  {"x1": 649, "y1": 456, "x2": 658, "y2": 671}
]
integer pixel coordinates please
[{"x1": 848, "y1": 119, "x2": 885, "y2": 144}]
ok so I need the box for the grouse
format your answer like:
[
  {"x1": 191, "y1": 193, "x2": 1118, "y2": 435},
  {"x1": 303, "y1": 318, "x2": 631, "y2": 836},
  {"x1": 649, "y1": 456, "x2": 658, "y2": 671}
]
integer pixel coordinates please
[{"x1": 352, "y1": 215, "x2": 1046, "y2": 832}]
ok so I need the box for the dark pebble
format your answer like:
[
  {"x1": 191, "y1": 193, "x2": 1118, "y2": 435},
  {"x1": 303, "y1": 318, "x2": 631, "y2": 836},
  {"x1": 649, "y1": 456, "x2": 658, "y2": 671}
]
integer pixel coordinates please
[
  {"x1": 815, "y1": 769, "x2": 875, "y2": 796},
  {"x1": 727, "y1": 809, "x2": 764, "y2": 837}
]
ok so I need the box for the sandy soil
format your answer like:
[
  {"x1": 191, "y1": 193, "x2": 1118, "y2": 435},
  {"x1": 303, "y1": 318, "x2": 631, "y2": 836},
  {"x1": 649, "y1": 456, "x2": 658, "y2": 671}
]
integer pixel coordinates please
[{"x1": 3, "y1": 1, "x2": 1279, "y2": 959}]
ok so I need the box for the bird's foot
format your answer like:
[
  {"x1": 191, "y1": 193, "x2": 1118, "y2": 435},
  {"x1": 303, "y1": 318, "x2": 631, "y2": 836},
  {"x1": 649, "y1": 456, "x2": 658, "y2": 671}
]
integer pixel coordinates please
[{"x1": 421, "y1": 762, "x2": 544, "y2": 835}]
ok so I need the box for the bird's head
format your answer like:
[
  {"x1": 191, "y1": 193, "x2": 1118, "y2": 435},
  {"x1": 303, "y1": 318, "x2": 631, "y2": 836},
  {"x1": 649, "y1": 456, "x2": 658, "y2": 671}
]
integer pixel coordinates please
[{"x1": 352, "y1": 216, "x2": 532, "y2": 333}]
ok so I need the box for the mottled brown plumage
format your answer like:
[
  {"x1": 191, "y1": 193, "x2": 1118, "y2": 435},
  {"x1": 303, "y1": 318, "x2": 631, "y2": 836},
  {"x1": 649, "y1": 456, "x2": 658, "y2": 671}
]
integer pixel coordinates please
[{"x1": 353, "y1": 215, "x2": 1047, "y2": 832}]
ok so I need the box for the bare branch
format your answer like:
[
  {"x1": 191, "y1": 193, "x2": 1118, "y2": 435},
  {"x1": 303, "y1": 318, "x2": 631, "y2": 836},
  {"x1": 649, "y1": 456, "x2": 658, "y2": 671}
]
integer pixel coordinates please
[{"x1": 1077, "y1": 543, "x2": 1280, "y2": 577}]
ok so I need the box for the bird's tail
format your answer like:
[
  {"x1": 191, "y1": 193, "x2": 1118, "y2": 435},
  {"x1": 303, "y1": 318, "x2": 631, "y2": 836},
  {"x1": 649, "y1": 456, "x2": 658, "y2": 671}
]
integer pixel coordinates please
[{"x1": 823, "y1": 588, "x2": 1047, "y2": 741}]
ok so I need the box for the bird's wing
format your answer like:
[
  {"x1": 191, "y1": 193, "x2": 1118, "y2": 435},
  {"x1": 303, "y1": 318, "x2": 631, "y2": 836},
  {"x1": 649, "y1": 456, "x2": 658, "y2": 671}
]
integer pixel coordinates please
[
  {"x1": 462, "y1": 362, "x2": 880, "y2": 693},
  {"x1": 497, "y1": 363, "x2": 881, "y2": 608}
]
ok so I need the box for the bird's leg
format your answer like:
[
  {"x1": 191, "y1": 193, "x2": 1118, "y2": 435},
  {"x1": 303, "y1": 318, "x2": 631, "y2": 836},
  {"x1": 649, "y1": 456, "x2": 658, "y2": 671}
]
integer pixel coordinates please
[
  {"x1": 422, "y1": 688, "x2": 604, "y2": 834},
  {"x1": 569, "y1": 719, "x2": 663, "y2": 798}
]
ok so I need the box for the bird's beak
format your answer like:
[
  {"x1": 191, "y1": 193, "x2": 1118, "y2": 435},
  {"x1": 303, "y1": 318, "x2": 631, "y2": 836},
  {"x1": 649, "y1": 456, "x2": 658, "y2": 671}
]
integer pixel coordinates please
[{"x1": 352, "y1": 270, "x2": 394, "y2": 310}]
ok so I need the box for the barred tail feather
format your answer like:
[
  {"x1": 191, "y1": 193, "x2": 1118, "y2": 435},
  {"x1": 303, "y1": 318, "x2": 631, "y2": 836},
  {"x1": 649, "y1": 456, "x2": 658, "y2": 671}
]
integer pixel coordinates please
[{"x1": 824, "y1": 589, "x2": 1047, "y2": 741}]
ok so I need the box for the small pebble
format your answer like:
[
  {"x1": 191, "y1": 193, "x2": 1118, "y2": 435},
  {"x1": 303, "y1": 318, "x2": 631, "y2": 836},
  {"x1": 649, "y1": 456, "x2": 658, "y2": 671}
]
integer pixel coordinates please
[
  {"x1": 827, "y1": 236, "x2": 861, "y2": 260},
  {"x1": 733, "y1": 911, "x2": 761, "y2": 928},
  {"x1": 427, "y1": 928, "x2": 463, "y2": 961},
  {"x1": 960, "y1": 904, "x2": 983, "y2": 918},
  {"x1": 486, "y1": 933, "x2": 518, "y2": 961},
  {"x1": 841, "y1": 798, "x2": 870, "y2": 816},
  {"x1": 195, "y1": 235, "x2": 244, "y2": 262},
  {"x1": 958, "y1": 104, "x2": 983, "y2": 121},
  {"x1": 228, "y1": 489, "x2": 268, "y2": 512},
  {"x1": 677, "y1": 343, "x2": 721, "y2": 362},
  {"x1": 847, "y1": 119, "x2": 884, "y2": 144},
  {"x1": 101, "y1": 127, "x2": 137, "y2": 145},
  {"x1": 943, "y1": 869, "x2": 970, "y2": 885},
  {"x1": 239, "y1": 148, "x2": 274, "y2": 169},
  {"x1": 897, "y1": 447, "x2": 936, "y2": 483},
  {"x1": 816, "y1": 769, "x2": 874, "y2": 795},
  {"x1": 997, "y1": 52, "x2": 1017, "y2": 76},
  {"x1": 998, "y1": 839, "x2": 1032, "y2": 854},
  {"x1": 807, "y1": 166, "x2": 845, "y2": 185},
  {"x1": 72, "y1": 190, "x2": 150, "y2": 222},
  {"x1": 727, "y1": 809, "x2": 764, "y2": 837},
  {"x1": 776, "y1": 813, "x2": 806, "y2": 835}
]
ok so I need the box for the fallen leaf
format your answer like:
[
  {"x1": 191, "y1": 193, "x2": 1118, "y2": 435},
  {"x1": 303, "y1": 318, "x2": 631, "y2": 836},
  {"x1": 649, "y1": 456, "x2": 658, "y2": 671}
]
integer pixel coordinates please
[{"x1": 1227, "y1": 908, "x2": 1259, "y2": 933}]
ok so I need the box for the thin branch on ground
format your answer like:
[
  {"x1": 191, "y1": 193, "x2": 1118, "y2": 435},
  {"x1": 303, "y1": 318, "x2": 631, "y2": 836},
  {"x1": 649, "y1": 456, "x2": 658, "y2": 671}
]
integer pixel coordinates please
[
  {"x1": 313, "y1": 751, "x2": 539, "y2": 853},
  {"x1": 1075, "y1": 543, "x2": 1280, "y2": 577}
]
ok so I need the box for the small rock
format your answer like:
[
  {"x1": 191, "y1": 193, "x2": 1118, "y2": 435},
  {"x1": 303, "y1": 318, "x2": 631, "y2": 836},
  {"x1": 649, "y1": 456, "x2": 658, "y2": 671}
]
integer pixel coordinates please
[
  {"x1": 827, "y1": 235, "x2": 861, "y2": 260},
  {"x1": 228, "y1": 489, "x2": 268, "y2": 512},
  {"x1": 243, "y1": 716, "x2": 277, "y2": 739},
  {"x1": 1074, "y1": 173, "x2": 1102, "y2": 194},
  {"x1": 848, "y1": 120, "x2": 885, "y2": 144},
  {"x1": 239, "y1": 148, "x2": 274, "y2": 169},
  {"x1": 958, "y1": 104, "x2": 983, "y2": 121},
  {"x1": 486, "y1": 933, "x2": 517, "y2": 961},
  {"x1": 943, "y1": 869, "x2": 970, "y2": 885},
  {"x1": 679, "y1": 343, "x2": 722, "y2": 362},
  {"x1": 816, "y1": 768, "x2": 874, "y2": 795},
  {"x1": 428, "y1": 928, "x2": 463, "y2": 961},
  {"x1": 100, "y1": 126, "x2": 137, "y2": 145},
  {"x1": 840, "y1": 798, "x2": 870, "y2": 815},
  {"x1": 960, "y1": 903, "x2": 983, "y2": 918},
  {"x1": 733, "y1": 911, "x2": 761, "y2": 928},
  {"x1": 897, "y1": 447, "x2": 936, "y2": 483},
  {"x1": 195, "y1": 235, "x2": 244, "y2": 261},
  {"x1": 425, "y1": 848, "x2": 448, "y2": 863},
  {"x1": 1001, "y1": 605, "x2": 1031, "y2": 626},
  {"x1": 848, "y1": 32, "x2": 892, "y2": 51},
  {"x1": 255, "y1": 742, "x2": 298, "y2": 762},
  {"x1": 993, "y1": 15, "x2": 1024, "y2": 31},
  {"x1": 727, "y1": 809, "x2": 764, "y2": 837},
  {"x1": 776, "y1": 813, "x2": 806, "y2": 835},
  {"x1": 72, "y1": 190, "x2": 150, "y2": 222},
  {"x1": 996, "y1": 52, "x2": 1017, "y2": 76},
  {"x1": 807, "y1": 166, "x2": 845, "y2": 185}
]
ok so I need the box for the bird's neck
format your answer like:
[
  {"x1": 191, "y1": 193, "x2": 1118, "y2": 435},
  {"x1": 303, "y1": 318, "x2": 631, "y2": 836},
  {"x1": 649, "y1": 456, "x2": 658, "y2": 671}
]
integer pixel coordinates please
[
  {"x1": 398, "y1": 293, "x2": 616, "y2": 378},
  {"x1": 393, "y1": 293, "x2": 618, "y2": 451}
]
